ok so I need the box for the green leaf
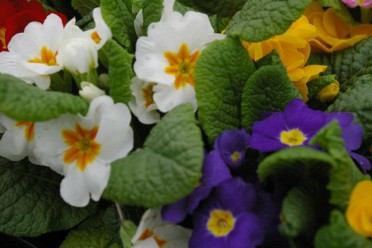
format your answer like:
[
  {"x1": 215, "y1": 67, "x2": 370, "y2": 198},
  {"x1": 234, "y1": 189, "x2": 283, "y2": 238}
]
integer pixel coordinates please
[
  {"x1": 241, "y1": 65, "x2": 300, "y2": 130},
  {"x1": 280, "y1": 181, "x2": 328, "y2": 238},
  {"x1": 226, "y1": 0, "x2": 312, "y2": 42},
  {"x1": 315, "y1": 210, "x2": 372, "y2": 248},
  {"x1": 61, "y1": 208, "x2": 121, "y2": 248},
  {"x1": 307, "y1": 75, "x2": 337, "y2": 100},
  {"x1": 0, "y1": 157, "x2": 96, "y2": 237},
  {"x1": 120, "y1": 221, "x2": 137, "y2": 248},
  {"x1": 310, "y1": 121, "x2": 368, "y2": 209},
  {"x1": 189, "y1": 0, "x2": 248, "y2": 18},
  {"x1": 101, "y1": 0, "x2": 136, "y2": 51},
  {"x1": 71, "y1": 0, "x2": 100, "y2": 16},
  {"x1": 195, "y1": 37, "x2": 255, "y2": 143},
  {"x1": 317, "y1": 0, "x2": 357, "y2": 25},
  {"x1": 327, "y1": 75, "x2": 372, "y2": 142},
  {"x1": 0, "y1": 74, "x2": 88, "y2": 121},
  {"x1": 258, "y1": 147, "x2": 334, "y2": 185},
  {"x1": 104, "y1": 104, "x2": 204, "y2": 207},
  {"x1": 142, "y1": 0, "x2": 163, "y2": 35},
  {"x1": 104, "y1": 39, "x2": 134, "y2": 104}
]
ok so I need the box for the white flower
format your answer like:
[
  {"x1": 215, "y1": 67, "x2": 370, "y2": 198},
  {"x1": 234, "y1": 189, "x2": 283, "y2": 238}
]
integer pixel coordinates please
[
  {"x1": 0, "y1": 14, "x2": 65, "y2": 89},
  {"x1": 85, "y1": 7, "x2": 112, "y2": 49},
  {"x1": 57, "y1": 37, "x2": 98, "y2": 74},
  {"x1": 34, "y1": 96, "x2": 133, "y2": 207},
  {"x1": 133, "y1": 11, "x2": 224, "y2": 112},
  {"x1": 79, "y1": 81, "x2": 106, "y2": 102},
  {"x1": 0, "y1": 115, "x2": 40, "y2": 164},
  {"x1": 132, "y1": 208, "x2": 191, "y2": 248},
  {"x1": 128, "y1": 77, "x2": 160, "y2": 124}
]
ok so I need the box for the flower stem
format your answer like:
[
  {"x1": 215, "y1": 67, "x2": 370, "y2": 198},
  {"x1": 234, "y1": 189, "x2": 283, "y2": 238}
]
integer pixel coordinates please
[{"x1": 115, "y1": 202, "x2": 125, "y2": 224}]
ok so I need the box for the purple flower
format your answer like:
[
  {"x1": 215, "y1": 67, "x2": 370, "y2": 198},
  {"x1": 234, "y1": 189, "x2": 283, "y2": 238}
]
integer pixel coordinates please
[
  {"x1": 189, "y1": 178, "x2": 265, "y2": 248},
  {"x1": 250, "y1": 99, "x2": 327, "y2": 152},
  {"x1": 162, "y1": 150, "x2": 231, "y2": 223},
  {"x1": 342, "y1": 0, "x2": 372, "y2": 8},
  {"x1": 214, "y1": 129, "x2": 250, "y2": 169}
]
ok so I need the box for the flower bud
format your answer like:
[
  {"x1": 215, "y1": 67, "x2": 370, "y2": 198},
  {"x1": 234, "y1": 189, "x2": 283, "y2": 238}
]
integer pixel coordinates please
[
  {"x1": 316, "y1": 81, "x2": 340, "y2": 102},
  {"x1": 342, "y1": 0, "x2": 372, "y2": 8},
  {"x1": 57, "y1": 37, "x2": 98, "y2": 74},
  {"x1": 79, "y1": 81, "x2": 105, "y2": 102}
]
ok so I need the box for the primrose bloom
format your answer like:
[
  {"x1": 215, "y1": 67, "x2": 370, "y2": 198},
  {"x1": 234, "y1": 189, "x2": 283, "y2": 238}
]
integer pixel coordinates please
[
  {"x1": 190, "y1": 178, "x2": 265, "y2": 248},
  {"x1": 34, "y1": 96, "x2": 133, "y2": 207},
  {"x1": 0, "y1": 115, "x2": 39, "y2": 164},
  {"x1": 134, "y1": 11, "x2": 224, "y2": 112},
  {"x1": 342, "y1": 0, "x2": 372, "y2": 8},
  {"x1": 162, "y1": 150, "x2": 232, "y2": 223},
  {"x1": 84, "y1": 7, "x2": 112, "y2": 49},
  {"x1": 128, "y1": 77, "x2": 160, "y2": 124},
  {"x1": 79, "y1": 81, "x2": 105, "y2": 102},
  {"x1": 346, "y1": 180, "x2": 372, "y2": 237},
  {"x1": 132, "y1": 208, "x2": 191, "y2": 248}
]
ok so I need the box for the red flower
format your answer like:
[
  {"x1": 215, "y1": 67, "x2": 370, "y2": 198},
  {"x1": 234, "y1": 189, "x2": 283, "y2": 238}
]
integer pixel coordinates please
[{"x1": 0, "y1": 0, "x2": 66, "y2": 51}]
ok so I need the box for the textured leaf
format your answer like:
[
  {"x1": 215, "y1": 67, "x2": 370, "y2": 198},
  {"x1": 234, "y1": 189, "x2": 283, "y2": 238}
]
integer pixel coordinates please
[
  {"x1": 195, "y1": 37, "x2": 255, "y2": 143},
  {"x1": 310, "y1": 121, "x2": 367, "y2": 209},
  {"x1": 226, "y1": 0, "x2": 312, "y2": 42},
  {"x1": 315, "y1": 210, "x2": 372, "y2": 248},
  {"x1": 0, "y1": 157, "x2": 96, "y2": 237},
  {"x1": 103, "y1": 104, "x2": 203, "y2": 207},
  {"x1": 188, "y1": 0, "x2": 247, "y2": 17},
  {"x1": 120, "y1": 221, "x2": 137, "y2": 248},
  {"x1": 104, "y1": 39, "x2": 134, "y2": 104},
  {"x1": 71, "y1": 0, "x2": 100, "y2": 16},
  {"x1": 280, "y1": 181, "x2": 328, "y2": 238},
  {"x1": 142, "y1": 0, "x2": 163, "y2": 35},
  {"x1": 0, "y1": 74, "x2": 88, "y2": 121},
  {"x1": 307, "y1": 75, "x2": 337, "y2": 100},
  {"x1": 327, "y1": 75, "x2": 372, "y2": 142},
  {"x1": 60, "y1": 208, "x2": 121, "y2": 248},
  {"x1": 241, "y1": 65, "x2": 300, "y2": 130},
  {"x1": 101, "y1": 0, "x2": 136, "y2": 51}
]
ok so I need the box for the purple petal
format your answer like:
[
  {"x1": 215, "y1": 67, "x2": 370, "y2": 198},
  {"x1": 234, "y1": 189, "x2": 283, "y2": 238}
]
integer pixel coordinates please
[
  {"x1": 349, "y1": 151, "x2": 371, "y2": 173},
  {"x1": 161, "y1": 198, "x2": 188, "y2": 223},
  {"x1": 251, "y1": 113, "x2": 286, "y2": 138},
  {"x1": 250, "y1": 132, "x2": 287, "y2": 152},
  {"x1": 202, "y1": 150, "x2": 232, "y2": 186}
]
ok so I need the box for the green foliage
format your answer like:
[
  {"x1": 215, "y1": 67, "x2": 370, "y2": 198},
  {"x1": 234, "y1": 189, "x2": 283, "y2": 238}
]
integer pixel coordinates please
[
  {"x1": 307, "y1": 75, "x2": 337, "y2": 101},
  {"x1": 60, "y1": 208, "x2": 121, "y2": 248},
  {"x1": 104, "y1": 39, "x2": 134, "y2": 104},
  {"x1": 327, "y1": 75, "x2": 372, "y2": 142},
  {"x1": 120, "y1": 221, "x2": 137, "y2": 248},
  {"x1": 195, "y1": 37, "x2": 255, "y2": 143},
  {"x1": 103, "y1": 104, "x2": 203, "y2": 207},
  {"x1": 101, "y1": 0, "x2": 136, "y2": 51},
  {"x1": 0, "y1": 74, "x2": 88, "y2": 121},
  {"x1": 0, "y1": 157, "x2": 96, "y2": 237},
  {"x1": 315, "y1": 210, "x2": 372, "y2": 248},
  {"x1": 310, "y1": 121, "x2": 368, "y2": 210},
  {"x1": 226, "y1": 0, "x2": 312, "y2": 42},
  {"x1": 184, "y1": 0, "x2": 247, "y2": 17},
  {"x1": 71, "y1": 0, "x2": 100, "y2": 16},
  {"x1": 241, "y1": 65, "x2": 300, "y2": 130},
  {"x1": 142, "y1": 0, "x2": 163, "y2": 35}
]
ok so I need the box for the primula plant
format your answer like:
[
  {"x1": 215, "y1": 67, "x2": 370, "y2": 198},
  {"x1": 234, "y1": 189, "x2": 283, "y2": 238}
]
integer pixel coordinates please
[{"x1": 2, "y1": 0, "x2": 372, "y2": 247}]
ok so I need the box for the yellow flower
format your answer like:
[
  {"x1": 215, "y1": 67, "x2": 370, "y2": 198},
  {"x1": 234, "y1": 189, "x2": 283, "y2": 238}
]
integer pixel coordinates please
[
  {"x1": 316, "y1": 80, "x2": 340, "y2": 102},
  {"x1": 346, "y1": 180, "x2": 372, "y2": 237},
  {"x1": 304, "y1": 2, "x2": 372, "y2": 53},
  {"x1": 243, "y1": 16, "x2": 327, "y2": 101}
]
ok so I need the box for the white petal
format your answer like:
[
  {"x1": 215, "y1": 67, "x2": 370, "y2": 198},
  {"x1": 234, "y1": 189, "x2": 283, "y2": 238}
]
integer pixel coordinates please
[
  {"x1": 60, "y1": 166, "x2": 90, "y2": 207},
  {"x1": 134, "y1": 10, "x2": 144, "y2": 37},
  {"x1": 0, "y1": 128, "x2": 28, "y2": 161},
  {"x1": 83, "y1": 160, "x2": 111, "y2": 201},
  {"x1": 132, "y1": 208, "x2": 163, "y2": 244},
  {"x1": 133, "y1": 238, "x2": 158, "y2": 248}
]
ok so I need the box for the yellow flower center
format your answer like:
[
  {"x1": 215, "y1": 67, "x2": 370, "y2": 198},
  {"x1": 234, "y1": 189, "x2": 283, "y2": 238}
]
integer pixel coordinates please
[
  {"x1": 164, "y1": 43, "x2": 200, "y2": 89},
  {"x1": 0, "y1": 27, "x2": 6, "y2": 50},
  {"x1": 62, "y1": 124, "x2": 101, "y2": 171},
  {"x1": 15, "y1": 121, "x2": 35, "y2": 142},
  {"x1": 142, "y1": 84, "x2": 155, "y2": 108},
  {"x1": 90, "y1": 31, "x2": 102, "y2": 44},
  {"x1": 280, "y1": 128, "x2": 307, "y2": 146},
  {"x1": 231, "y1": 151, "x2": 241, "y2": 163},
  {"x1": 28, "y1": 46, "x2": 58, "y2": 66},
  {"x1": 138, "y1": 228, "x2": 168, "y2": 247},
  {"x1": 207, "y1": 209, "x2": 235, "y2": 237}
]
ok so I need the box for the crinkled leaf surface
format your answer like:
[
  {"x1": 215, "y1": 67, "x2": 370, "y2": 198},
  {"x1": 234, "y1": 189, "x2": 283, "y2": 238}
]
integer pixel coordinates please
[
  {"x1": 187, "y1": 0, "x2": 247, "y2": 17},
  {"x1": 104, "y1": 104, "x2": 203, "y2": 207},
  {"x1": 105, "y1": 39, "x2": 134, "y2": 104},
  {"x1": 101, "y1": 0, "x2": 136, "y2": 51},
  {"x1": 241, "y1": 65, "x2": 300, "y2": 130},
  {"x1": 0, "y1": 74, "x2": 88, "y2": 121},
  {"x1": 226, "y1": 0, "x2": 312, "y2": 42},
  {"x1": 327, "y1": 75, "x2": 372, "y2": 142},
  {"x1": 195, "y1": 37, "x2": 255, "y2": 143},
  {"x1": 0, "y1": 157, "x2": 96, "y2": 237},
  {"x1": 71, "y1": 0, "x2": 100, "y2": 16},
  {"x1": 120, "y1": 221, "x2": 137, "y2": 248},
  {"x1": 142, "y1": 0, "x2": 163, "y2": 35},
  {"x1": 315, "y1": 210, "x2": 372, "y2": 248}
]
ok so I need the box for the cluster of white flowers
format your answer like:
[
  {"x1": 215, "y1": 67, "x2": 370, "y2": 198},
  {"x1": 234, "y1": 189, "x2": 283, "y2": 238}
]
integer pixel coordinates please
[{"x1": 0, "y1": 7, "x2": 111, "y2": 90}]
